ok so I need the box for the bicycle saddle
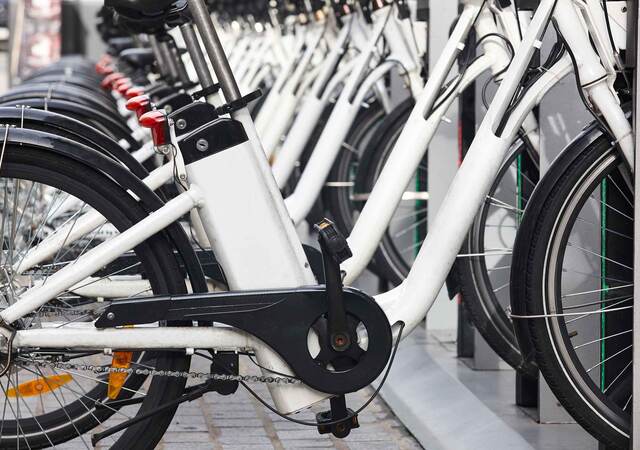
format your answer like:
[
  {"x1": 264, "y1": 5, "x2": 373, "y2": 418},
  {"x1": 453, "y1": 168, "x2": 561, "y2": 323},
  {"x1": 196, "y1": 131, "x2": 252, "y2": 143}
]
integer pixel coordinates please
[
  {"x1": 119, "y1": 48, "x2": 156, "y2": 70},
  {"x1": 107, "y1": 37, "x2": 136, "y2": 55},
  {"x1": 105, "y1": 0, "x2": 177, "y2": 16},
  {"x1": 106, "y1": 0, "x2": 188, "y2": 34}
]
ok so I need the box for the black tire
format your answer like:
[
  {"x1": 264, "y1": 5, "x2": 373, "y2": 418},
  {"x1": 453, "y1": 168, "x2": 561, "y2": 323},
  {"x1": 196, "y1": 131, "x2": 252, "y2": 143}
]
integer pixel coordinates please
[
  {"x1": 456, "y1": 142, "x2": 539, "y2": 377},
  {"x1": 513, "y1": 134, "x2": 632, "y2": 449},
  {"x1": 0, "y1": 147, "x2": 189, "y2": 448},
  {"x1": 323, "y1": 100, "x2": 388, "y2": 236}
]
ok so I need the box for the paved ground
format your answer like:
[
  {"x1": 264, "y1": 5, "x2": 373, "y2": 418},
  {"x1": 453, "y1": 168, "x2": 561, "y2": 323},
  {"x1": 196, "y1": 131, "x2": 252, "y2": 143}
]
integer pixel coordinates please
[
  {"x1": 157, "y1": 378, "x2": 423, "y2": 450},
  {"x1": 58, "y1": 355, "x2": 421, "y2": 449}
]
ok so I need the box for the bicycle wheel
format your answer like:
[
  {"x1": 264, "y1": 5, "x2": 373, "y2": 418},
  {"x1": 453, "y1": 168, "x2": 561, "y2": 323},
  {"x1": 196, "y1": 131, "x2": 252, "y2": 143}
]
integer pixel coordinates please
[
  {"x1": 323, "y1": 100, "x2": 389, "y2": 237},
  {"x1": 0, "y1": 146, "x2": 188, "y2": 448},
  {"x1": 514, "y1": 135, "x2": 632, "y2": 448},
  {"x1": 455, "y1": 142, "x2": 539, "y2": 376}
]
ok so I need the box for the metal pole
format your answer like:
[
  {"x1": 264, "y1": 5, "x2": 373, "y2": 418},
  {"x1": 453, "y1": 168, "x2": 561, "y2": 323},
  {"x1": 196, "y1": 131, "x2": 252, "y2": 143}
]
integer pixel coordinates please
[
  {"x1": 159, "y1": 40, "x2": 180, "y2": 81},
  {"x1": 148, "y1": 34, "x2": 170, "y2": 78},
  {"x1": 188, "y1": 0, "x2": 242, "y2": 102},
  {"x1": 171, "y1": 44, "x2": 192, "y2": 85},
  {"x1": 180, "y1": 22, "x2": 216, "y2": 89}
]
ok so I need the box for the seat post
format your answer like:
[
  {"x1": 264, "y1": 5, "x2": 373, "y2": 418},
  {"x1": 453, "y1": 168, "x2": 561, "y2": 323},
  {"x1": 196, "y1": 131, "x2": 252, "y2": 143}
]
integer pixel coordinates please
[
  {"x1": 158, "y1": 39, "x2": 181, "y2": 81},
  {"x1": 169, "y1": 39, "x2": 193, "y2": 85},
  {"x1": 188, "y1": 0, "x2": 241, "y2": 102},
  {"x1": 148, "y1": 34, "x2": 171, "y2": 78},
  {"x1": 180, "y1": 22, "x2": 216, "y2": 91}
]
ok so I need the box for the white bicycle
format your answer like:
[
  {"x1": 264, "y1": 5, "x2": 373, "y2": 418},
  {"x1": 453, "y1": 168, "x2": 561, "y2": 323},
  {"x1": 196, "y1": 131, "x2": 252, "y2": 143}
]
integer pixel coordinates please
[{"x1": 0, "y1": 0, "x2": 631, "y2": 448}]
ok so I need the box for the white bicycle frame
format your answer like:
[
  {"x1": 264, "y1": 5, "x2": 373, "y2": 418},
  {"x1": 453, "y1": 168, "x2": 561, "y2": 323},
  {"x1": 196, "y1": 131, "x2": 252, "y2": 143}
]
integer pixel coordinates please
[
  {"x1": 0, "y1": 0, "x2": 633, "y2": 417},
  {"x1": 254, "y1": 27, "x2": 307, "y2": 138},
  {"x1": 258, "y1": 22, "x2": 328, "y2": 159},
  {"x1": 282, "y1": 4, "x2": 423, "y2": 223},
  {"x1": 343, "y1": 1, "x2": 537, "y2": 281}
]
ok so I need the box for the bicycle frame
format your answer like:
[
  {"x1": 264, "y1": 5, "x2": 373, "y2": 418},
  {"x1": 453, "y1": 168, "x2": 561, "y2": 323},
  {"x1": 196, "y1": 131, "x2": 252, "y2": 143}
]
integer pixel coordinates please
[
  {"x1": 283, "y1": 4, "x2": 423, "y2": 224},
  {"x1": 258, "y1": 22, "x2": 327, "y2": 159},
  {"x1": 342, "y1": 2, "x2": 533, "y2": 281},
  {"x1": 0, "y1": 0, "x2": 632, "y2": 416}
]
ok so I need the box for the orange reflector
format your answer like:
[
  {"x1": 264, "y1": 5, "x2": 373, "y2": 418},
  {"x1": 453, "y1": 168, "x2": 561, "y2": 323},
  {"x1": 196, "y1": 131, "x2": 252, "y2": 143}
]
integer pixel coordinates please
[
  {"x1": 7, "y1": 374, "x2": 73, "y2": 398},
  {"x1": 108, "y1": 351, "x2": 133, "y2": 400}
]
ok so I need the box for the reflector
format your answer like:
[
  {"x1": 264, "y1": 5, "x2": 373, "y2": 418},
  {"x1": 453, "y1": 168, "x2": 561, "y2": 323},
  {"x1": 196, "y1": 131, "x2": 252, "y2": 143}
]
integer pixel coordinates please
[
  {"x1": 108, "y1": 351, "x2": 134, "y2": 400},
  {"x1": 7, "y1": 374, "x2": 73, "y2": 398}
]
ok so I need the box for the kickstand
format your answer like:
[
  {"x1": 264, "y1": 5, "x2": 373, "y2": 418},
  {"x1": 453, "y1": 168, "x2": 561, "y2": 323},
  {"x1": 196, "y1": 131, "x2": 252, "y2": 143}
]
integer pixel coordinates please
[
  {"x1": 91, "y1": 381, "x2": 214, "y2": 446},
  {"x1": 92, "y1": 355, "x2": 239, "y2": 445}
]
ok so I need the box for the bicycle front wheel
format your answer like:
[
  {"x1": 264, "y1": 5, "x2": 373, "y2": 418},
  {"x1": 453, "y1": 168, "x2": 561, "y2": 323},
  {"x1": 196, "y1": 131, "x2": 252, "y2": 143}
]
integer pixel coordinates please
[{"x1": 516, "y1": 136, "x2": 632, "y2": 449}]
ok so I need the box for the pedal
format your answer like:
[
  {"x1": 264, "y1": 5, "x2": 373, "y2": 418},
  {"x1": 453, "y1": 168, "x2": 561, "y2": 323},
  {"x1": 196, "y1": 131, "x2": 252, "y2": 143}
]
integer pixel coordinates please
[
  {"x1": 315, "y1": 218, "x2": 352, "y2": 265},
  {"x1": 316, "y1": 395, "x2": 359, "y2": 438},
  {"x1": 209, "y1": 351, "x2": 239, "y2": 395}
]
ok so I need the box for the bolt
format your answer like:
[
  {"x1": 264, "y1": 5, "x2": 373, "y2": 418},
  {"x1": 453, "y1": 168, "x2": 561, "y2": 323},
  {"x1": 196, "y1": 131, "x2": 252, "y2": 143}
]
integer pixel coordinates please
[
  {"x1": 107, "y1": 312, "x2": 115, "y2": 321},
  {"x1": 196, "y1": 139, "x2": 209, "y2": 152},
  {"x1": 176, "y1": 118, "x2": 187, "y2": 130},
  {"x1": 333, "y1": 333, "x2": 350, "y2": 351}
]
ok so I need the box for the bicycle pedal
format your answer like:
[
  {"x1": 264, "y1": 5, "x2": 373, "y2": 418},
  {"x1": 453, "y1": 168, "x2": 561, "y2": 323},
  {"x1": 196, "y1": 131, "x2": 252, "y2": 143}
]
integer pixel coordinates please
[
  {"x1": 316, "y1": 408, "x2": 360, "y2": 439},
  {"x1": 316, "y1": 395, "x2": 359, "y2": 438},
  {"x1": 315, "y1": 218, "x2": 352, "y2": 264}
]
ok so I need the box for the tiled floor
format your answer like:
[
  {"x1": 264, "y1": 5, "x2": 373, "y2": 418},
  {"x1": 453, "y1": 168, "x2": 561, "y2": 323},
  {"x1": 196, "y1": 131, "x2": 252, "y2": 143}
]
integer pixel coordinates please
[
  {"x1": 156, "y1": 377, "x2": 422, "y2": 450},
  {"x1": 58, "y1": 353, "x2": 422, "y2": 449}
]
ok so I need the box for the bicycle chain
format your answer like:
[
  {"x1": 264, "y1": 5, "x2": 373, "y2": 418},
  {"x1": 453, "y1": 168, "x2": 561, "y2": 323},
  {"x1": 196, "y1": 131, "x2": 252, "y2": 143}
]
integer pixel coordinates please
[{"x1": 20, "y1": 357, "x2": 301, "y2": 385}]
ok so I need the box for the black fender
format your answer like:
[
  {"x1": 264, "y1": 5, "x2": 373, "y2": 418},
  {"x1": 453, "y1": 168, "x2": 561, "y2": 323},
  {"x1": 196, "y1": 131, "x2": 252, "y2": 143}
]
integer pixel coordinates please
[
  {"x1": 24, "y1": 74, "x2": 114, "y2": 103},
  {"x1": 448, "y1": 138, "x2": 539, "y2": 301},
  {"x1": 25, "y1": 63, "x2": 100, "y2": 83},
  {"x1": 1, "y1": 83, "x2": 120, "y2": 117},
  {"x1": 0, "y1": 98, "x2": 139, "y2": 150},
  {"x1": 0, "y1": 107, "x2": 148, "y2": 179},
  {"x1": 1, "y1": 127, "x2": 207, "y2": 293}
]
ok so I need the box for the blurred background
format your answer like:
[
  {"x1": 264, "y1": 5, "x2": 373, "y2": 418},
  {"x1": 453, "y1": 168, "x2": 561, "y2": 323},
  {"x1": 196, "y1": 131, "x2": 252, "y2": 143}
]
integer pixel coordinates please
[{"x1": 5, "y1": 0, "x2": 104, "y2": 88}]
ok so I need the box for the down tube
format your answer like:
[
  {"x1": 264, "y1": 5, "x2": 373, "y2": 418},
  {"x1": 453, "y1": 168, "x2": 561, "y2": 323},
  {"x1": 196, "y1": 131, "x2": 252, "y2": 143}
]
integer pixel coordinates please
[
  {"x1": 342, "y1": 55, "x2": 494, "y2": 283},
  {"x1": 378, "y1": 55, "x2": 572, "y2": 334}
]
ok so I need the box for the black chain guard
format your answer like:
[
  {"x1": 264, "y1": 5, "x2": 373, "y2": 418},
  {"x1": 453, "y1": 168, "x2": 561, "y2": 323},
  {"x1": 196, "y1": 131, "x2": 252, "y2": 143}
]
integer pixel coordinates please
[{"x1": 95, "y1": 286, "x2": 392, "y2": 394}]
